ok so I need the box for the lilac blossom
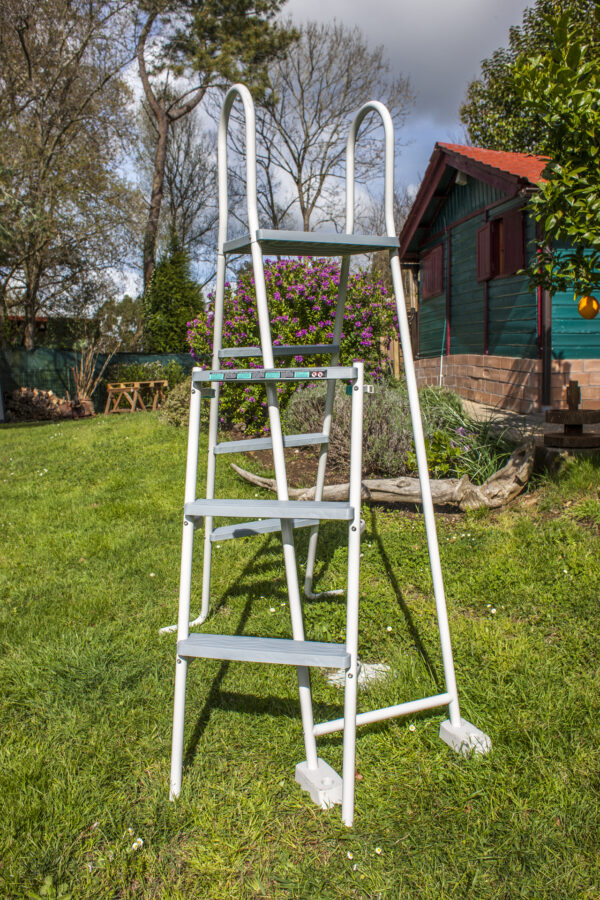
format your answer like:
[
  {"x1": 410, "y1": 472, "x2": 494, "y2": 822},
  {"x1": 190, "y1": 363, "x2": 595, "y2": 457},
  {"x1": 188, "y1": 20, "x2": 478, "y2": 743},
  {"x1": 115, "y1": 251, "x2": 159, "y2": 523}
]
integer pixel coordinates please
[{"x1": 186, "y1": 257, "x2": 396, "y2": 434}]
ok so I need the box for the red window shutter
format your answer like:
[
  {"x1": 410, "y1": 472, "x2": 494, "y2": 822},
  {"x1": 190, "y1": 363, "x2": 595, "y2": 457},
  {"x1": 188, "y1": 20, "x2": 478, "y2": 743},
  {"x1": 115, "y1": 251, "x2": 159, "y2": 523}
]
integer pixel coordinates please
[
  {"x1": 422, "y1": 244, "x2": 443, "y2": 299},
  {"x1": 476, "y1": 223, "x2": 493, "y2": 282},
  {"x1": 503, "y1": 207, "x2": 525, "y2": 275}
]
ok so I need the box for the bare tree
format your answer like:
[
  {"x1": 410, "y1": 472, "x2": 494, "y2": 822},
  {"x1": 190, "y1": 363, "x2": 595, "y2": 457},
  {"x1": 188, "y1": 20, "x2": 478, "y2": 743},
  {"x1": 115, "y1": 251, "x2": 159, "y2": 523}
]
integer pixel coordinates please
[
  {"x1": 228, "y1": 21, "x2": 414, "y2": 234},
  {"x1": 365, "y1": 185, "x2": 414, "y2": 290},
  {"x1": 137, "y1": 102, "x2": 219, "y2": 271},
  {"x1": 0, "y1": 0, "x2": 138, "y2": 349},
  {"x1": 133, "y1": 0, "x2": 296, "y2": 292}
]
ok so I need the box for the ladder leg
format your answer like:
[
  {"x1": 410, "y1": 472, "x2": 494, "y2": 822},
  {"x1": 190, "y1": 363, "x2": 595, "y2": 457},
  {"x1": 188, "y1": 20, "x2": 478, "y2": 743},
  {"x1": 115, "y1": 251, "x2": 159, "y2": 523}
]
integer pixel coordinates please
[
  {"x1": 389, "y1": 249, "x2": 461, "y2": 723},
  {"x1": 170, "y1": 654, "x2": 188, "y2": 799},
  {"x1": 341, "y1": 363, "x2": 364, "y2": 826},
  {"x1": 304, "y1": 255, "x2": 351, "y2": 599},
  {"x1": 168, "y1": 386, "x2": 202, "y2": 800}
]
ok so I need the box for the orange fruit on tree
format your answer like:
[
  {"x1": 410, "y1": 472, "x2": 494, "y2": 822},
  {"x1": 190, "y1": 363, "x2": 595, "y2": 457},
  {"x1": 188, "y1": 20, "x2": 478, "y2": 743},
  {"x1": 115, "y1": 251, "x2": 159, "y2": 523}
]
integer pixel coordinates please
[{"x1": 577, "y1": 294, "x2": 600, "y2": 319}]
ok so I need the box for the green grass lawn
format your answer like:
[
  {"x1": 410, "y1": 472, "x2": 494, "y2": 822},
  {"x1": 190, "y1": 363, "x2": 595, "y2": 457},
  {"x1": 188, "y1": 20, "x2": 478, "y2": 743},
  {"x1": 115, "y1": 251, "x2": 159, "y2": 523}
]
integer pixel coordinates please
[{"x1": 1, "y1": 412, "x2": 600, "y2": 899}]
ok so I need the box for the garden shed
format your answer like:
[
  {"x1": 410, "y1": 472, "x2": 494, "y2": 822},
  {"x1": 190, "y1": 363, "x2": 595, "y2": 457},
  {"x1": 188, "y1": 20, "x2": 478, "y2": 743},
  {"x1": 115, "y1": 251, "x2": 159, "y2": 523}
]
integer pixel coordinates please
[{"x1": 399, "y1": 143, "x2": 600, "y2": 412}]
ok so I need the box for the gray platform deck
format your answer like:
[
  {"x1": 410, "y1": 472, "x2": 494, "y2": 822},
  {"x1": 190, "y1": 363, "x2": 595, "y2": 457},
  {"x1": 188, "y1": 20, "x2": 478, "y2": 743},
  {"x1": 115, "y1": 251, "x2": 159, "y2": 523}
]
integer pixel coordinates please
[
  {"x1": 223, "y1": 229, "x2": 399, "y2": 257},
  {"x1": 192, "y1": 366, "x2": 356, "y2": 384}
]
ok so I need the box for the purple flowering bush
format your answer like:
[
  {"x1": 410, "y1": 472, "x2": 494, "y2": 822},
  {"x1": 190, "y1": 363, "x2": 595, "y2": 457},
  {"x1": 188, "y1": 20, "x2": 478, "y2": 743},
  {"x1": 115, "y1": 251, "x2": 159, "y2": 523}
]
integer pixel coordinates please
[{"x1": 187, "y1": 257, "x2": 397, "y2": 433}]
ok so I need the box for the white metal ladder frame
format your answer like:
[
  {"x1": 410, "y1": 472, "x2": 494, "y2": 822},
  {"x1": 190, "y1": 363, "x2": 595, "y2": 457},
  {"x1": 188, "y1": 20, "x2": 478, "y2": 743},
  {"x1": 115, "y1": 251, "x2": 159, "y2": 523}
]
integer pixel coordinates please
[{"x1": 167, "y1": 84, "x2": 490, "y2": 828}]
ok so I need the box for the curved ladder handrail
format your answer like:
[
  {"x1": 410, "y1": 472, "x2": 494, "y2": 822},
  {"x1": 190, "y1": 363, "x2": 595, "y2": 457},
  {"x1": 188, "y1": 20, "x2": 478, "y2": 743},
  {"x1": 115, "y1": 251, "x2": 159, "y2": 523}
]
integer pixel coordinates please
[
  {"x1": 217, "y1": 83, "x2": 260, "y2": 252},
  {"x1": 345, "y1": 100, "x2": 396, "y2": 237}
]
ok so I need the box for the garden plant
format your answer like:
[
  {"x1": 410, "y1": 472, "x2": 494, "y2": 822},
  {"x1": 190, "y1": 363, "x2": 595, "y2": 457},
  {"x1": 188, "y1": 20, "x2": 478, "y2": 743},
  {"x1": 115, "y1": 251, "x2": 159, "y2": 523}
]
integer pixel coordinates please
[
  {"x1": 186, "y1": 257, "x2": 397, "y2": 434},
  {"x1": 284, "y1": 381, "x2": 517, "y2": 484}
]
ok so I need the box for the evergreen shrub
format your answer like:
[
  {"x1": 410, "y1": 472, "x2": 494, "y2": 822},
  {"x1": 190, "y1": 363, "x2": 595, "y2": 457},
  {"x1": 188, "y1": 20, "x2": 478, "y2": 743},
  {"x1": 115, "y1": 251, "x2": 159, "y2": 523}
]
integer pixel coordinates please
[
  {"x1": 158, "y1": 376, "x2": 192, "y2": 427},
  {"x1": 186, "y1": 257, "x2": 397, "y2": 434},
  {"x1": 144, "y1": 234, "x2": 204, "y2": 353}
]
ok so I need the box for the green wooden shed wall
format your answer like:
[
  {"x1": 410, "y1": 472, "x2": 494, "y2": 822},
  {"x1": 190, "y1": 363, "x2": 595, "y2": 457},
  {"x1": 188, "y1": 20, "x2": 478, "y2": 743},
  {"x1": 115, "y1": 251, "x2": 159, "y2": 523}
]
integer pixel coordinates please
[
  {"x1": 402, "y1": 143, "x2": 600, "y2": 370},
  {"x1": 417, "y1": 179, "x2": 542, "y2": 361},
  {"x1": 550, "y1": 241, "x2": 600, "y2": 360},
  {"x1": 399, "y1": 143, "x2": 600, "y2": 411}
]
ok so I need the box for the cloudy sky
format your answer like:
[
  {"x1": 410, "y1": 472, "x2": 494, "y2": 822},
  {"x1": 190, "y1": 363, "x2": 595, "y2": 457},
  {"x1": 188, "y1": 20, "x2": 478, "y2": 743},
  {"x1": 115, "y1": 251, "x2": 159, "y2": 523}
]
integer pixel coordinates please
[{"x1": 285, "y1": 0, "x2": 533, "y2": 192}]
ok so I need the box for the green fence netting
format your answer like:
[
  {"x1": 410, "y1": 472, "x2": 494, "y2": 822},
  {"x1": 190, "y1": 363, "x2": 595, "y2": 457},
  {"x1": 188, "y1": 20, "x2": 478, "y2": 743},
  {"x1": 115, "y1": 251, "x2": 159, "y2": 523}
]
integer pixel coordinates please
[{"x1": 0, "y1": 348, "x2": 196, "y2": 415}]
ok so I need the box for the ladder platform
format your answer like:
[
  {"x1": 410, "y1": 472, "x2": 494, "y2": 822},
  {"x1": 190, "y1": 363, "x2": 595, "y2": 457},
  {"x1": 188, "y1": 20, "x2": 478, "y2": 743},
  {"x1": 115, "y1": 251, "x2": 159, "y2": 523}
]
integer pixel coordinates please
[
  {"x1": 178, "y1": 634, "x2": 350, "y2": 668},
  {"x1": 185, "y1": 498, "x2": 354, "y2": 521},
  {"x1": 214, "y1": 432, "x2": 329, "y2": 455},
  {"x1": 192, "y1": 366, "x2": 356, "y2": 384},
  {"x1": 218, "y1": 344, "x2": 340, "y2": 359},
  {"x1": 223, "y1": 229, "x2": 399, "y2": 257},
  {"x1": 210, "y1": 517, "x2": 316, "y2": 541}
]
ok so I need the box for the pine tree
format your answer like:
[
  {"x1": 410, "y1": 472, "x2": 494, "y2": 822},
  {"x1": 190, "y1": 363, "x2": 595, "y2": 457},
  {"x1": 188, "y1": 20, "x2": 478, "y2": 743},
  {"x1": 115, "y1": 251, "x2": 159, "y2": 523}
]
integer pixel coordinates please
[{"x1": 143, "y1": 232, "x2": 203, "y2": 353}]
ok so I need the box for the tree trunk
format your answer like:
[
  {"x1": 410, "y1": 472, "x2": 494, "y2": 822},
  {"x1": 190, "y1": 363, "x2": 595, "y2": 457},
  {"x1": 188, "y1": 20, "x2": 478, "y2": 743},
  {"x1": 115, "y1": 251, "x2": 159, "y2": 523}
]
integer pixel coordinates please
[
  {"x1": 143, "y1": 108, "x2": 169, "y2": 292},
  {"x1": 23, "y1": 260, "x2": 41, "y2": 351},
  {"x1": 0, "y1": 292, "x2": 8, "y2": 350}
]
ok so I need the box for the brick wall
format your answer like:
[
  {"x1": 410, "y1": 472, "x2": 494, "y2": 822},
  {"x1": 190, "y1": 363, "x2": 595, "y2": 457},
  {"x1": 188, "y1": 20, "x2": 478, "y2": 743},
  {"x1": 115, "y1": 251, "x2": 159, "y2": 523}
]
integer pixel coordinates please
[
  {"x1": 414, "y1": 354, "x2": 600, "y2": 412},
  {"x1": 550, "y1": 359, "x2": 600, "y2": 409}
]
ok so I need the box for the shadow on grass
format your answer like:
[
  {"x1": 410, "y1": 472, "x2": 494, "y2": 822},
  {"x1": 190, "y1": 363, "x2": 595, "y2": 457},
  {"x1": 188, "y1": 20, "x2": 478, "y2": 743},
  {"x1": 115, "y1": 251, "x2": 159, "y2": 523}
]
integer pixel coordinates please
[
  {"x1": 368, "y1": 506, "x2": 441, "y2": 690},
  {"x1": 183, "y1": 505, "x2": 448, "y2": 771},
  {"x1": 183, "y1": 535, "x2": 342, "y2": 770}
]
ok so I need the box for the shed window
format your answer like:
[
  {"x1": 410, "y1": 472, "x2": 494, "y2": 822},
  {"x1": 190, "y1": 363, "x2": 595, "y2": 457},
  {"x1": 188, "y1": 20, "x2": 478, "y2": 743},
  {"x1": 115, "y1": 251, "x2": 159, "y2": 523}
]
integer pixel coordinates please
[
  {"x1": 476, "y1": 209, "x2": 525, "y2": 281},
  {"x1": 422, "y1": 244, "x2": 443, "y2": 299}
]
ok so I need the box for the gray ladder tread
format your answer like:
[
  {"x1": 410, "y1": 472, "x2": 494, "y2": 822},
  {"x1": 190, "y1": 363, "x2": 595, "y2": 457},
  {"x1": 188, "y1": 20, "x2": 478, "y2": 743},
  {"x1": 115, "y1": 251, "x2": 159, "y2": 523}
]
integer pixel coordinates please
[
  {"x1": 218, "y1": 344, "x2": 340, "y2": 359},
  {"x1": 223, "y1": 229, "x2": 399, "y2": 257},
  {"x1": 185, "y1": 499, "x2": 353, "y2": 521},
  {"x1": 178, "y1": 634, "x2": 350, "y2": 668},
  {"x1": 192, "y1": 365, "x2": 356, "y2": 384},
  {"x1": 210, "y1": 518, "x2": 316, "y2": 541},
  {"x1": 214, "y1": 432, "x2": 329, "y2": 455}
]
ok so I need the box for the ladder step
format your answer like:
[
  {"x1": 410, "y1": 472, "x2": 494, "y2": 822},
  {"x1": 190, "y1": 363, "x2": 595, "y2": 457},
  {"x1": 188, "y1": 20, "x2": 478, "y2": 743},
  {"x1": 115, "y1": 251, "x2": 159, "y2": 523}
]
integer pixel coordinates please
[
  {"x1": 223, "y1": 229, "x2": 399, "y2": 257},
  {"x1": 214, "y1": 432, "x2": 329, "y2": 455},
  {"x1": 193, "y1": 366, "x2": 356, "y2": 384},
  {"x1": 178, "y1": 634, "x2": 350, "y2": 668},
  {"x1": 185, "y1": 499, "x2": 354, "y2": 521},
  {"x1": 210, "y1": 518, "x2": 316, "y2": 542},
  {"x1": 218, "y1": 344, "x2": 340, "y2": 359}
]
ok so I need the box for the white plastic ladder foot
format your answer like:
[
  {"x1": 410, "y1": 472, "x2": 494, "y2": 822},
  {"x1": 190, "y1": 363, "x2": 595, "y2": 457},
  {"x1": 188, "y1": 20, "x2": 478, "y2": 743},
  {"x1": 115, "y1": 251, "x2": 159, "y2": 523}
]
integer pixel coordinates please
[
  {"x1": 295, "y1": 759, "x2": 343, "y2": 808},
  {"x1": 439, "y1": 718, "x2": 491, "y2": 755}
]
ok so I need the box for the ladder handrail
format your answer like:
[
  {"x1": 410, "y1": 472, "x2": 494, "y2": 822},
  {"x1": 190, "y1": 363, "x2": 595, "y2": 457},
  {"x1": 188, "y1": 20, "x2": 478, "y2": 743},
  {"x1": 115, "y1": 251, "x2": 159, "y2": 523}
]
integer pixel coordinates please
[
  {"x1": 345, "y1": 101, "x2": 396, "y2": 237},
  {"x1": 218, "y1": 83, "x2": 260, "y2": 252}
]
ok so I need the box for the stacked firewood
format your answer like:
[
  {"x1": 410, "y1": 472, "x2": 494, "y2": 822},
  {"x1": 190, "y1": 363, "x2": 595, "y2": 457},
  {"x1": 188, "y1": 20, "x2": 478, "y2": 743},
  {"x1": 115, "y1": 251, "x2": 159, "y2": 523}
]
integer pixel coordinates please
[{"x1": 4, "y1": 387, "x2": 94, "y2": 421}]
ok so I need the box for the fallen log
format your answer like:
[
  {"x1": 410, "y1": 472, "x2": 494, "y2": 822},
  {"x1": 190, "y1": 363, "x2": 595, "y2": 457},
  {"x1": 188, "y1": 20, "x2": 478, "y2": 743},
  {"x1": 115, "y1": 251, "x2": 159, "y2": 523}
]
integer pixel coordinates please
[{"x1": 231, "y1": 442, "x2": 535, "y2": 512}]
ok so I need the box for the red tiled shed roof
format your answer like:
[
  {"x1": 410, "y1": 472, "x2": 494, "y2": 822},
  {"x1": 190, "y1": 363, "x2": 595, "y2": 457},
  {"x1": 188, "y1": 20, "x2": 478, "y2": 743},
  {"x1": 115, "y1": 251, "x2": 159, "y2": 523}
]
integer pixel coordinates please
[
  {"x1": 437, "y1": 142, "x2": 549, "y2": 185},
  {"x1": 399, "y1": 142, "x2": 550, "y2": 259}
]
